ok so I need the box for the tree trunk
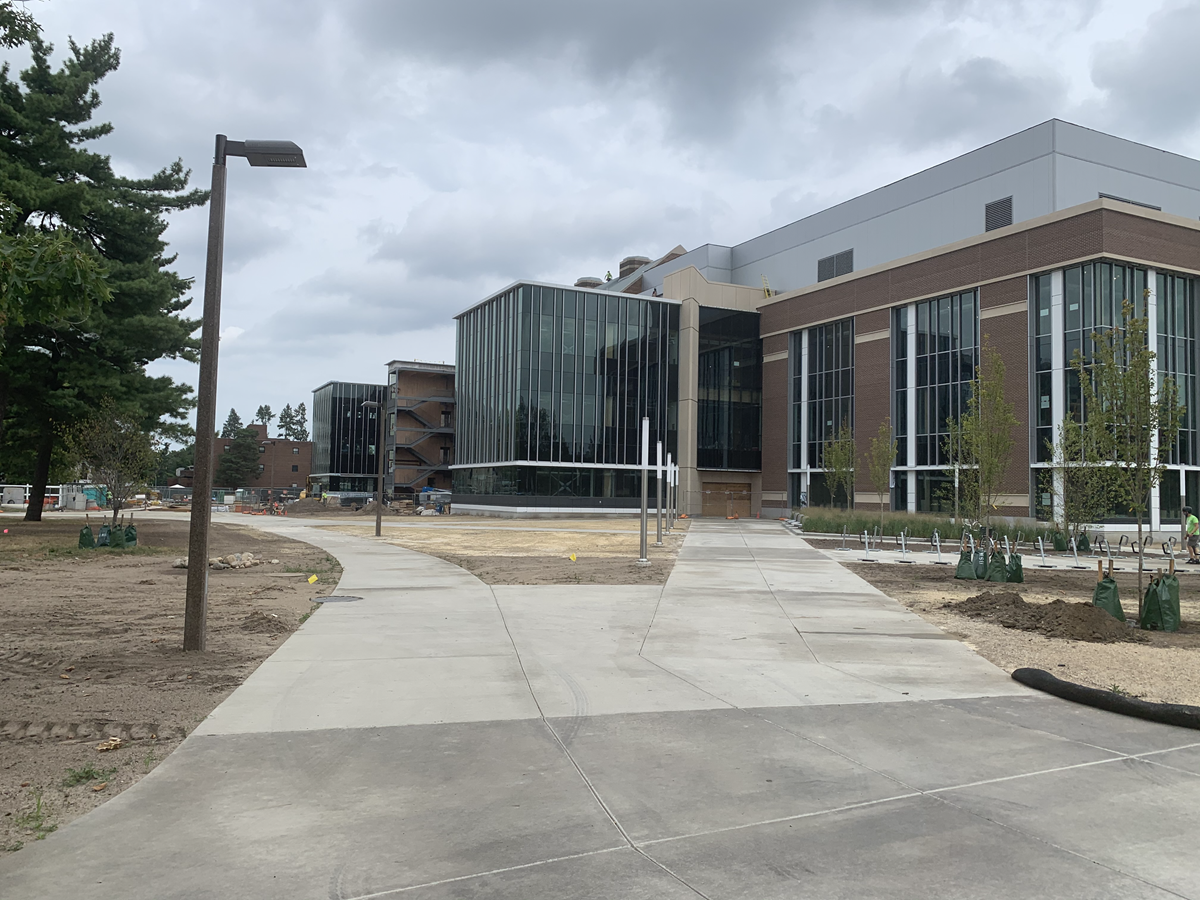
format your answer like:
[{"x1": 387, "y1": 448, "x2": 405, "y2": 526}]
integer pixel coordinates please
[
  {"x1": 23, "y1": 424, "x2": 53, "y2": 522},
  {"x1": 1136, "y1": 513, "x2": 1145, "y2": 621}
]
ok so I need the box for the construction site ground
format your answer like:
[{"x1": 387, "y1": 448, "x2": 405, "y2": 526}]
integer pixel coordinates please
[
  {"x1": 0, "y1": 516, "x2": 339, "y2": 854},
  {"x1": 802, "y1": 538, "x2": 1200, "y2": 707},
  {"x1": 324, "y1": 515, "x2": 690, "y2": 584}
]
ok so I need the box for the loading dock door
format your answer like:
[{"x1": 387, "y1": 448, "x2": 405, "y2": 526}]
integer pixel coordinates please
[{"x1": 701, "y1": 482, "x2": 751, "y2": 518}]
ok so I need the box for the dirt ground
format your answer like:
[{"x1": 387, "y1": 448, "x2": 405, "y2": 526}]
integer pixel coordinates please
[
  {"x1": 0, "y1": 516, "x2": 340, "y2": 854},
  {"x1": 836, "y1": 555, "x2": 1200, "y2": 707},
  {"x1": 326, "y1": 517, "x2": 691, "y2": 584}
]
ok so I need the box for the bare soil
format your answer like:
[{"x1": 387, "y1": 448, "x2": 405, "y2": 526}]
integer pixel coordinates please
[
  {"x1": 946, "y1": 591, "x2": 1147, "y2": 643},
  {"x1": 841, "y1": 558, "x2": 1200, "y2": 706},
  {"x1": 0, "y1": 516, "x2": 340, "y2": 854},
  {"x1": 326, "y1": 518, "x2": 690, "y2": 585}
]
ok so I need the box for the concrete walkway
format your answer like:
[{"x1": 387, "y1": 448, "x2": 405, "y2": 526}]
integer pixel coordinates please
[{"x1": 4, "y1": 518, "x2": 1199, "y2": 898}]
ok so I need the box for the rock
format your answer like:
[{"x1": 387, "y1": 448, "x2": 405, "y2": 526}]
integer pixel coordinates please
[
  {"x1": 172, "y1": 558, "x2": 188, "y2": 569},
  {"x1": 270, "y1": 559, "x2": 279, "y2": 564}
]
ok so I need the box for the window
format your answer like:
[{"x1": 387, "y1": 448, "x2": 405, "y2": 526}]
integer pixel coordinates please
[
  {"x1": 223, "y1": 445, "x2": 230, "y2": 451},
  {"x1": 292, "y1": 447, "x2": 299, "y2": 455},
  {"x1": 258, "y1": 446, "x2": 265, "y2": 454},
  {"x1": 805, "y1": 318, "x2": 854, "y2": 469},
  {"x1": 1032, "y1": 273, "x2": 1053, "y2": 462},
  {"x1": 985, "y1": 197, "x2": 1013, "y2": 231},
  {"x1": 257, "y1": 464, "x2": 264, "y2": 473},
  {"x1": 817, "y1": 249, "x2": 853, "y2": 282},
  {"x1": 291, "y1": 464, "x2": 299, "y2": 472},
  {"x1": 912, "y1": 290, "x2": 978, "y2": 471}
]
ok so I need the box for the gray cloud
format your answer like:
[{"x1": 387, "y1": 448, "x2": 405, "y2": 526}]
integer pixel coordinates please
[
  {"x1": 25, "y1": 0, "x2": 1189, "y2": 434},
  {"x1": 1091, "y1": 2, "x2": 1200, "y2": 141}
]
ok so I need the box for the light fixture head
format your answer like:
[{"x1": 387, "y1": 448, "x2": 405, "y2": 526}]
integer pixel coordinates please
[{"x1": 225, "y1": 139, "x2": 306, "y2": 168}]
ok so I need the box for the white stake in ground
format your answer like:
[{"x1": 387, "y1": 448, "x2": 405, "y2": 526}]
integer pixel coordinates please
[
  {"x1": 637, "y1": 416, "x2": 650, "y2": 566},
  {"x1": 655, "y1": 440, "x2": 664, "y2": 547}
]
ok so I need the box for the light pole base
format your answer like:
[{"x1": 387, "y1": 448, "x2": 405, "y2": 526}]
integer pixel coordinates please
[
  {"x1": 654, "y1": 541, "x2": 663, "y2": 547},
  {"x1": 635, "y1": 558, "x2": 651, "y2": 567}
]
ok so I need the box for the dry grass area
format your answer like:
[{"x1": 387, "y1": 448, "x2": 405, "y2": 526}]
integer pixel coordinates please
[
  {"x1": 841, "y1": 558, "x2": 1200, "y2": 707},
  {"x1": 325, "y1": 517, "x2": 691, "y2": 584},
  {"x1": 0, "y1": 516, "x2": 339, "y2": 854}
]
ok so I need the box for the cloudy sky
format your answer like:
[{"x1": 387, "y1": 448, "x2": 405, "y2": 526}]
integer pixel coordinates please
[{"x1": 15, "y1": 0, "x2": 1200, "y2": 437}]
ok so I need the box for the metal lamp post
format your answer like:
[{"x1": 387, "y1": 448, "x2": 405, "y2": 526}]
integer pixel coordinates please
[
  {"x1": 666, "y1": 452, "x2": 673, "y2": 532},
  {"x1": 184, "y1": 135, "x2": 305, "y2": 652},
  {"x1": 361, "y1": 399, "x2": 386, "y2": 538},
  {"x1": 637, "y1": 416, "x2": 650, "y2": 566},
  {"x1": 655, "y1": 440, "x2": 663, "y2": 546}
]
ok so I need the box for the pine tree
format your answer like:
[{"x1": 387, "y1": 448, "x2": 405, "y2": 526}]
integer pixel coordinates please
[
  {"x1": 220, "y1": 409, "x2": 243, "y2": 438},
  {"x1": 277, "y1": 403, "x2": 295, "y2": 439},
  {"x1": 0, "y1": 30, "x2": 207, "y2": 520},
  {"x1": 255, "y1": 404, "x2": 274, "y2": 430},
  {"x1": 292, "y1": 402, "x2": 309, "y2": 441},
  {"x1": 215, "y1": 425, "x2": 262, "y2": 489}
]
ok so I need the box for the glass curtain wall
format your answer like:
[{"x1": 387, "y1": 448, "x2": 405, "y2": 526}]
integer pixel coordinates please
[
  {"x1": 805, "y1": 318, "x2": 854, "y2": 468},
  {"x1": 894, "y1": 290, "x2": 978, "y2": 512},
  {"x1": 697, "y1": 308, "x2": 762, "y2": 470},
  {"x1": 891, "y1": 307, "x2": 909, "y2": 509},
  {"x1": 454, "y1": 284, "x2": 678, "y2": 500},
  {"x1": 310, "y1": 382, "x2": 387, "y2": 494}
]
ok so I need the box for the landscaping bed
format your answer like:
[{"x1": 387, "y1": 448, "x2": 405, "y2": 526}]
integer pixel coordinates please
[{"x1": 0, "y1": 517, "x2": 339, "y2": 854}]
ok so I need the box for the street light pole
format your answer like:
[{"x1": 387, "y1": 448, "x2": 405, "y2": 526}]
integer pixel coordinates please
[
  {"x1": 637, "y1": 416, "x2": 650, "y2": 566},
  {"x1": 361, "y1": 399, "x2": 385, "y2": 537},
  {"x1": 184, "y1": 135, "x2": 305, "y2": 652}
]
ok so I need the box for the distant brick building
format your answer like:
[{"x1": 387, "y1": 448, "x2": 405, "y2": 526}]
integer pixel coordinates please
[
  {"x1": 386, "y1": 360, "x2": 455, "y2": 496},
  {"x1": 214, "y1": 423, "x2": 312, "y2": 499}
]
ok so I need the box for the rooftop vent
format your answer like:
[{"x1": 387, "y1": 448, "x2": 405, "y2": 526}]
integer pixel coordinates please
[
  {"x1": 574, "y1": 276, "x2": 604, "y2": 288},
  {"x1": 1098, "y1": 192, "x2": 1161, "y2": 211},
  {"x1": 817, "y1": 249, "x2": 853, "y2": 283},
  {"x1": 619, "y1": 256, "x2": 651, "y2": 278},
  {"x1": 985, "y1": 196, "x2": 1013, "y2": 232}
]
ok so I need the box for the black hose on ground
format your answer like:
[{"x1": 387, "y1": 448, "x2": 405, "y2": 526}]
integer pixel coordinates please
[{"x1": 1011, "y1": 667, "x2": 1200, "y2": 730}]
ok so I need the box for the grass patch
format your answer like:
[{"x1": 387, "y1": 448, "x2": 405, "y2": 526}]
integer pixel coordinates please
[
  {"x1": 284, "y1": 555, "x2": 340, "y2": 575},
  {"x1": 297, "y1": 603, "x2": 320, "y2": 626},
  {"x1": 793, "y1": 508, "x2": 1051, "y2": 543},
  {"x1": 62, "y1": 765, "x2": 116, "y2": 787},
  {"x1": 14, "y1": 791, "x2": 56, "y2": 840},
  {"x1": 1, "y1": 540, "x2": 177, "y2": 564}
]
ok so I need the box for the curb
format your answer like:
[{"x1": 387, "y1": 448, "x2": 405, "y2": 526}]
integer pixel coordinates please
[{"x1": 1011, "y1": 667, "x2": 1200, "y2": 730}]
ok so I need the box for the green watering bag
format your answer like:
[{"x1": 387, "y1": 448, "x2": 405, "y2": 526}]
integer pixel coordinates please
[
  {"x1": 108, "y1": 522, "x2": 126, "y2": 549},
  {"x1": 1076, "y1": 533, "x2": 1091, "y2": 553},
  {"x1": 1142, "y1": 574, "x2": 1181, "y2": 632},
  {"x1": 78, "y1": 525, "x2": 94, "y2": 549},
  {"x1": 986, "y1": 550, "x2": 1008, "y2": 582},
  {"x1": 955, "y1": 550, "x2": 977, "y2": 580},
  {"x1": 1006, "y1": 552, "x2": 1024, "y2": 584},
  {"x1": 1052, "y1": 531, "x2": 1068, "y2": 552},
  {"x1": 124, "y1": 524, "x2": 137, "y2": 547},
  {"x1": 1092, "y1": 576, "x2": 1124, "y2": 622},
  {"x1": 96, "y1": 523, "x2": 110, "y2": 547},
  {"x1": 973, "y1": 550, "x2": 988, "y2": 579}
]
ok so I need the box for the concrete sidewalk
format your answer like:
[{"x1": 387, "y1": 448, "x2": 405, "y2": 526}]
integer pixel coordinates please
[{"x1": 3, "y1": 518, "x2": 1198, "y2": 899}]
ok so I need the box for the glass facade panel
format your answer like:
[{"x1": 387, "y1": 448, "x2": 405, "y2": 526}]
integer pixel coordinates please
[
  {"x1": 697, "y1": 308, "x2": 762, "y2": 469},
  {"x1": 892, "y1": 307, "x2": 908, "y2": 467},
  {"x1": 914, "y1": 290, "x2": 977, "y2": 469},
  {"x1": 454, "y1": 284, "x2": 679, "y2": 503},
  {"x1": 1158, "y1": 272, "x2": 1198, "y2": 466},
  {"x1": 805, "y1": 318, "x2": 854, "y2": 468}
]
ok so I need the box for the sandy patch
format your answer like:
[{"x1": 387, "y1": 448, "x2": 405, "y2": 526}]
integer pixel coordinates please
[{"x1": 0, "y1": 518, "x2": 340, "y2": 854}]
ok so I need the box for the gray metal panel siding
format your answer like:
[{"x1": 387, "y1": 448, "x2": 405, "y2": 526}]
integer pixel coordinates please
[
  {"x1": 1054, "y1": 154, "x2": 1200, "y2": 220},
  {"x1": 1051, "y1": 119, "x2": 1200, "y2": 194},
  {"x1": 729, "y1": 121, "x2": 1056, "y2": 272},
  {"x1": 735, "y1": 156, "x2": 1056, "y2": 294}
]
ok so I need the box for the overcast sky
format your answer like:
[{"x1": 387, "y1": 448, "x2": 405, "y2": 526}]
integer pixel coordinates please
[{"x1": 17, "y1": 0, "x2": 1200, "y2": 437}]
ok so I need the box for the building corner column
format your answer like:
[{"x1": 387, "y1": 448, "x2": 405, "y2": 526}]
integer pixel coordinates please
[{"x1": 677, "y1": 297, "x2": 702, "y2": 516}]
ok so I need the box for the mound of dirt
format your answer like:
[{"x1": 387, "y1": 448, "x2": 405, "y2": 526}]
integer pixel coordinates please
[
  {"x1": 943, "y1": 591, "x2": 1148, "y2": 643},
  {"x1": 239, "y1": 610, "x2": 292, "y2": 634}
]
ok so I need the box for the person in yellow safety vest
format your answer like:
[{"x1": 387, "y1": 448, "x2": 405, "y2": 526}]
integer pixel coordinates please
[{"x1": 1185, "y1": 505, "x2": 1199, "y2": 564}]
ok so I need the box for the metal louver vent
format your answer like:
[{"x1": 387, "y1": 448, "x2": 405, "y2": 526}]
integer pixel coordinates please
[
  {"x1": 985, "y1": 196, "x2": 1013, "y2": 231},
  {"x1": 817, "y1": 249, "x2": 853, "y2": 283}
]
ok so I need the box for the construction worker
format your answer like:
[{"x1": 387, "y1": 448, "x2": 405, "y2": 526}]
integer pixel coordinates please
[{"x1": 1185, "y1": 506, "x2": 1199, "y2": 563}]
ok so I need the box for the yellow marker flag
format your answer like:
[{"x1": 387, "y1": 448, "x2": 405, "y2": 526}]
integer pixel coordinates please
[
  {"x1": 568, "y1": 553, "x2": 576, "y2": 562},
  {"x1": 308, "y1": 574, "x2": 318, "y2": 584}
]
